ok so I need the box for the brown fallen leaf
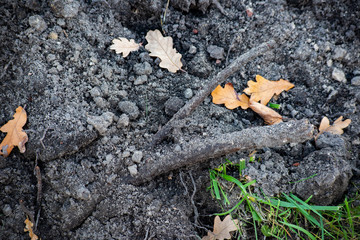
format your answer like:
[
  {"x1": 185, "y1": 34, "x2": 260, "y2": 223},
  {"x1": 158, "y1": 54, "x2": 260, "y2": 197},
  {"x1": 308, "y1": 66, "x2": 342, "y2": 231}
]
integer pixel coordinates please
[
  {"x1": 211, "y1": 83, "x2": 250, "y2": 110},
  {"x1": 0, "y1": 106, "x2": 28, "y2": 157},
  {"x1": 202, "y1": 215, "x2": 239, "y2": 240},
  {"x1": 145, "y1": 29, "x2": 183, "y2": 73},
  {"x1": 316, "y1": 116, "x2": 351, "y2": 139},
  {"x1": 24, "y1": 217, "x2": 39, "y2": 240},
  {"x1": 249, "y1": 100, "x2": 282, "y2": 125},
  {"x1": 110, "y1": 37, "x2": 140, "y2": 58},
  {"x1": 243, "y1": 75, "x2": 294, "y2": 105}
]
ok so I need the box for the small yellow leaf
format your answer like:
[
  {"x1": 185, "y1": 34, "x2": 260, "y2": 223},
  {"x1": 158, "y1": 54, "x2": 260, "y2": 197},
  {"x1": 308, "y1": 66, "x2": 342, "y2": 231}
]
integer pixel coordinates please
[
  {"x1": 0, "y1": 106, "x2": 28, "y2": 157},
  {"x1": 249, "y1": 100, "x2": 282, "y2": 125},
  {"x1": 316, "y1": 116, "x2": 351, "y2": 139},
  {"x1": 110, "y1": 38, "x2": 140, "y2": 57},
  {"x1": 211, "y1": 83, "x2": 250, "y2": 110},
  {"x1": 24, "y1": 217, "x2": 39, "y2": 240},
  {"x1": 243, "y1": 75, "x2": 294, "y2": 105},
  {"x1": 145, "y1": 29, "x2": 183, "y2": 73}
]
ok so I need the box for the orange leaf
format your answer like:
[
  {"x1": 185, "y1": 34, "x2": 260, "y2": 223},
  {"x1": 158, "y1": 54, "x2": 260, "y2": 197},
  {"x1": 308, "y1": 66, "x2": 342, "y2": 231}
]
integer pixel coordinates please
[
  {"x1": 211, "y1": 83, "x2": 250, "y2": 110},
  {"x1": 24, "y1": 217, "x2": 39, "y2": 240},
  {"x1": 316, "y1": 116, "x2": 351, "y2": 139},
  {"x1": 243, "y1": 75, "x2": 294, "y2": 105},
  {"x1": 202, "y1": 215, "x2": 239, "y2": 240},
  {"x1": 0, "y1": 106, "x2": 28, "y2": 157},
  {"x1": 249, "y1": 100, "x2": 282, "y2": 125}
]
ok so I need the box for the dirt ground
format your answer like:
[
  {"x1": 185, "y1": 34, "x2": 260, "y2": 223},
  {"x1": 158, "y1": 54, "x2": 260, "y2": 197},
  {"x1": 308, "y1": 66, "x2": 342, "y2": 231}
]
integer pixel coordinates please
[{"x1": 0, "y1": 0, "x2": 359, "y2": 239}]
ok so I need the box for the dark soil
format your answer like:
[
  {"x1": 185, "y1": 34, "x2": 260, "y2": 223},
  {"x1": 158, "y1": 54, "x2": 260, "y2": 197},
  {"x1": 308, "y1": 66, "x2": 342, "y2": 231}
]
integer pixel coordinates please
[{"x1": 1, "y1": 0, "x2": 359, "y2": 239}]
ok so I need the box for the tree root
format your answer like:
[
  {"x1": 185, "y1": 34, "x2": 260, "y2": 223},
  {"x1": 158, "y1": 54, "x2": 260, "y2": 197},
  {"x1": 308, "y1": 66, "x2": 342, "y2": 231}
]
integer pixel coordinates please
[
  {"x1": 150, "y1": 38, "x2": 279, "y2": 147},
  {"x1": 131, "y1": 119, "x2": 314, "y2": 185}
]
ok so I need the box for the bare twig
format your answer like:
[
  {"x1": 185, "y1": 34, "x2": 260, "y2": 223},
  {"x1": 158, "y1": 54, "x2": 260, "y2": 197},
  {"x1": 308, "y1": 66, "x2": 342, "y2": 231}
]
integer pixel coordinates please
[
  {"x1": 131, "y1": 119, "x2": 314, "y2": 185},
  {"x1": 20, "y1": 200, "x2": 35, "y2": 224},
  {"x1": 39, "y1": 127, "x2": 51, "y2": 149},
  {"x1": 189, "y1": 171, "x2": 199, "y2": 226},
  {"x1": 150, "y1": 38, "x2": 279, "y2": 146}
]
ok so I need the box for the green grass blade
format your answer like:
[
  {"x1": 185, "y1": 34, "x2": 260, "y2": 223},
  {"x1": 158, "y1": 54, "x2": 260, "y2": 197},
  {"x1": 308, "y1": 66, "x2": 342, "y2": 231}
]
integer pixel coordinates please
[
  {"x1": 279, "y1": 221, "x2": 316, "y2": 240},
  {"x1": 344, "y1": 197, "x2": 355, "y2": 237}
]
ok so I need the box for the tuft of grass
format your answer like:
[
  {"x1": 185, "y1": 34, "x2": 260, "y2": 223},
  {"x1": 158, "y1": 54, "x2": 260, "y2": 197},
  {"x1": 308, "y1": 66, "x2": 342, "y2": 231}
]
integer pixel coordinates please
[{"x1": 207, "y1": 159, "x2": 360, "y2": 239}]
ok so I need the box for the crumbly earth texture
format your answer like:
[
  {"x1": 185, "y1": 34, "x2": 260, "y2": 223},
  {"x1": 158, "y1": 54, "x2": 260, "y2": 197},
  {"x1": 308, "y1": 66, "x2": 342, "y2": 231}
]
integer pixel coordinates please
[{"x1": 0, "y1": 0, "x2": 359, "y2": 239}]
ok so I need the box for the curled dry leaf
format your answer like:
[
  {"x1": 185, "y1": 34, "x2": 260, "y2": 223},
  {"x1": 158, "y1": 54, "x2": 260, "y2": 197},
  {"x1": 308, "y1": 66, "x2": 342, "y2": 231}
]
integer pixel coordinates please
[
  {"x1": 316, "y1": 116, "x2": 351, "y2": 139},
  {"x1": 24, "y1": 217, "x2": 39, "y2": 240},
  {"x1": 0, "y1": 106, "x2": 28, "y2": 157},
  {"x1": 110, "y1": 37, "x2": 140, "y2": 58},
  {"x1": 202, "y1": 215, "x2": 239, "y2": 240},
  {"x1": 211, "y1": 83, "x2": 250, "y2": 110},
  {"x1": 145, "y1": 29, "x2": 183, "y2": 73},
  {"x1": 243, "y1": 75, "x2": 294, "y2": 105},
  {"x1": 249, "y1": 100, "x2": 282, "y2": 125}
]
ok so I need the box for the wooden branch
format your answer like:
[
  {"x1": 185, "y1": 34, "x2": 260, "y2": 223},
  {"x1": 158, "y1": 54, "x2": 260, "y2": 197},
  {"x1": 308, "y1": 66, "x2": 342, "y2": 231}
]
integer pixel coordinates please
[
  {"x1": 131, "y1": 119, "x2": 314, "y2": 185},
  {"x1": 150, "y1": 39, "x2": 279, "y2": 146}
]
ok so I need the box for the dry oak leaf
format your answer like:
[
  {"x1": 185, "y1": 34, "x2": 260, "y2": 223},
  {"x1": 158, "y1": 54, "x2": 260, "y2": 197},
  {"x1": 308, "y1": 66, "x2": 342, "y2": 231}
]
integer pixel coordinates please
[
  {"x1": 202, "y1": 215, "x2": 239, "y2": 240},
  {"x1": 211, "y1": 83, "x2": 250, "y2": 110},
  {"x1": 0, "y1": 106, "x2": 28, "y2": 157},
  {"x1": 316, "y1": 116, "x2": 351, "y2": 139},
  {"x1": 110, "y1": 37, "x2": 140, "y2": 58},
  {"x1": 243, "y1": 75, "x2": 294, "y2": 105},
  {"x1": 145, "y1": 29, "x2": 183, "y2": 73},
  {"x1": 24, "y1": 217, "x2": 39, "y2": 240},
  {"x1": 249, "y1": 100, "x2": 282, "y2": 125}
]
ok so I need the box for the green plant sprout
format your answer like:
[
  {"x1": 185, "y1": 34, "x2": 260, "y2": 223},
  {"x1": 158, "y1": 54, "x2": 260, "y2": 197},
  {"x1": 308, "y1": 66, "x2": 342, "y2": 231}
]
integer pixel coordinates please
[
  {"x1": 207, "y1": 158, "x2": 360, "y2": 239},
  {"x1": 268, "y1": 102, "x2": 281, "y2": 109}
]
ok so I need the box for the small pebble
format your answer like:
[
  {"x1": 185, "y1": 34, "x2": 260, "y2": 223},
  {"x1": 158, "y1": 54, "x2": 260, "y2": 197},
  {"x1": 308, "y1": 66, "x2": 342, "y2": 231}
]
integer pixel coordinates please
[
  {"x1": 133, "y1": 62, "x2": 153, "y2": 76},
  {"x1": 351, "y1": 76, "x2": 360, "y2": 86},
  {"x1": 28, "y1": 15, "x2": 47, "y2": 32},
  {"x1": 128, "y1": 165, "x2": 138, "y2": 176},
  {"x1": 206, "y1": 45, "x2": 225, "y2": 60},
  {"x1": 48, "y1": 32, "x2": 58, "y2": 40},
  {"x1": 87, "y1": 112, "x2": 114, "y2": 135},
  {"x1": 134, "y1": 75, "x2": 148, "y2": 85},
  {"x1": 189, "y1": 45, "x2": 197, "y2": 54},
  {"x1": 333, "y1": 47, "x2": 347, "y2": 61},
  {"x1": 184, "y1": 88, "x2": 193, "y2": 99},
  {"x1": 164, "y1": 97, "x2": 184, "y2": 116},
  {"x1": 132, "y1": 151, "x2": 143, "y2": 163},
  {"x1": 122, "y1": 151, "x2": 131, "y2": 158},
  {"x1": 332, "y1": 68, "x2": 347, "y2": 83},
  {"x1": 117, "y1": 114, "x2": 130, "y2": 128},
  {"x1": 118, "y1": 101, "x2": 139, "y2": 120}
]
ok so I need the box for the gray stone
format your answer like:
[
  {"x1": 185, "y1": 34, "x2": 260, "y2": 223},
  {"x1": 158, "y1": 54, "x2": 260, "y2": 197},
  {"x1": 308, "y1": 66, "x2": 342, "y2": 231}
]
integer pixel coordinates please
[
  {"x1": 132, "y1": 151, "x2": 143, "y2": 163},
  {"x1": 93, "y1": 97, "x2": 109, "y2": 109},
  {"x1": 316, "y1": 132, "x2": 350, "y2": 155},
  {"x1": 28, "y1": 15, "x2": 48, "y2": 32},
  {"x1": 171, "y1": 0, "x2": 195, "y2": 12},
  {"x1": 134, "y1": 75, "x2": 148, "y2": 85},
  {"x1": 75, "y1": 186, "x2": 91, "y2": 200},
  {"x1": 50, "y1": 0, "x2": 80, "y2": 18},
  {"x1": 133, "y1": 62, "x2": 153, "y2": 76},
  {"x1": 2, "y1": 204, "x2": 12, "y2": 216},
  {"x1": 332, "y1": 67, "x2": 347, "y2": 83},
  {"x1": 164, "y1": 97, "x2": 184, "y2": 116},
  {"x1": 188, "y1": 50, "x2": 213, "y2": 78},
  {"x1": 206, "y1": 45, "x2": 225, "y2": 60},
  {"x1": 128, "y1": 165, "x2": 138, "y2": 176},
  {"x1": 87, "y1": 112, "x2": 114, "y2": 135},
  {"x1": 294, "y1": 148, "x2": 352, "y2": 205},
  {"x1": 294, "y1": 43, "x2": 312, "y2": 61},
  {"x1": 184, "y1": 88, "x2": 193, "y2": 99},
  {"x1": 117, "y1": 114, "x2": 130, "y2": 128},
  {"x1": 188, "y1": 45, "x2": 197, "y2": 54},
  {"x1": 333, "y1": 47, "x2": 347, "y2": 61},
  {"x1": 118, "y1": 101, "x2": 139, "y2": 120},
  {"x1": 89, "y1": 87, "x2": 102, "y2": 98},
  {"x1": 47, "y1": 54, "x2": 56, "y2": 62},
  {"x1": 351, "y1": 76, "x2": 360, "y2": 86}
]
